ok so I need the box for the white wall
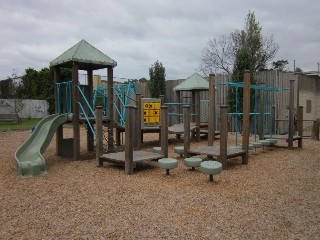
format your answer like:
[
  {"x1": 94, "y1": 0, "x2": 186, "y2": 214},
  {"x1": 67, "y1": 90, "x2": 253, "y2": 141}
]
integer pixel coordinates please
[{"x1": 0, "y1": 99, "x2": 49, "y2": 118}]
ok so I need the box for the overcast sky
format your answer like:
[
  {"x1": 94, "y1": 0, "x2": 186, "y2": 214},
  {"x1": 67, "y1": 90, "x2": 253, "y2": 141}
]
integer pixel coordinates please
[{"x1": 1, "y1": 0, "x2": 319, "y2": 81}]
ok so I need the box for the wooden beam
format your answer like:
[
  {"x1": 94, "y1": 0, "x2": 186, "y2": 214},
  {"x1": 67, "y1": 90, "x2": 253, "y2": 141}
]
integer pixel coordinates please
[
  {"x1": 311, "y1": 120, "x2": 319, "y2": 140},
  {"x1": 125, "y1": 105, "x2": 134, "y2": 175},
  {"x1": 258, "y1": 82, "x2": 264, "y2": 140},
  {"x1": 175, "y1": 91, "x2": 180, "y2": 125},
  {"x1": 195, "y1": 91, "x2": 200, "y2": 142},
  {"x1": 219, "y1": 105, "x2": 228, "y2": 169},
  {"x1": 183, "y1": 105, "x2": 190, "y2": 158},
  {"x1": 208, "y1": 74, "x2": 216, "y2": 146},
  {"x1": 115, "y1": 98, "x2": 121, "y2": 146},
  {"x1": 160, "y1": 95, "x2": 165, "y2": 106},
  {"x1": 242, "y1": 71, "x2": 250, "y2": 164},
  {"x1": 87, "y1": 69, "x2": 94, "y2": 152},
  {"x1": 288, "y1": 79, "x2": 295, "y2": 149},
  {"x1": 298, "y1": 106, "x2": 303, "y2": 147},
  {"x1": 271, "y1": 106, "x2": 276, "y2": 135},
  {"x1": 72, "y1": 62, "x2": 80, "y2": 160},
  {"x1": 192, "y1": 91, "x2": 196, "y2": 122},
  {"x1": 160, "y1": 106, "x2": 168, "y2": 157},
  {"x1": 107, "y1": 67, "x2": 114, "y2": 152},
  {"x1": 96, "y1": 106, "x2": 103, "y2": 166},
  {"x1": 136, "y1": 94, "x2": 142, "y2": 150},
  {"x1": 54, "y1": 67, "x2": 63, "y2": 156}
]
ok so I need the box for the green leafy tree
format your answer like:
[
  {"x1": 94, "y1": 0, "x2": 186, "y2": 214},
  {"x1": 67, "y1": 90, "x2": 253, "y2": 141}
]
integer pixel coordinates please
[
  {"x1": 0, "y1": 79, "x2": 15, "y2": 99},
  {"x1": 228, "y1": 46, "x2": 255, "y2": 115},
  {"x1": 295, "y1": 67, "x2": 303, "y2": 72},
  {"x1": 201, "y1": 11, "x2": 278, "y2": 75},
  {"x1": 15, "y1": 67, "x2": 71, "y2": 114},
  {"x1": 138, "y1": 77, "x2": 148, "y2": 83},
  {"x1": 149, "y1": 60, "x2": 166, "y2": 98},
  {"x1": 272, "y1": 60, "x2": 289, "y2": 71}
]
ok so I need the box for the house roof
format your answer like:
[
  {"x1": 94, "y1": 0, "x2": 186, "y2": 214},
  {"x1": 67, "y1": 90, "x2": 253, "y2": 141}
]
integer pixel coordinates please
[
  {"x1": 301, "y1": 71, "x2": 320, "y2": 77},
  {"x1": 50, "y1": 39, "x2": 117, "y2": 70},
  {"x1": 173, "y1": 73, "x2": 209, "y2": 91}
]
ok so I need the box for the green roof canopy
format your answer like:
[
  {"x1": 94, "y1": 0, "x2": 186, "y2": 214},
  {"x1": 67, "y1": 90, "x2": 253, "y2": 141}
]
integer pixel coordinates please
[
  {"x1": 173, "y1": 73, "x2": 208, "y2": 91},
  {"x1": 50, "y1": 39, "x2": 117, "y2": 70}
]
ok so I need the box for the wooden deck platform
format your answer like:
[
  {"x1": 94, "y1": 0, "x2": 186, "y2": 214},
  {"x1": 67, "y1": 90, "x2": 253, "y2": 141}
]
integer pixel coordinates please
[
  {"x1": 168, "y1": 123, "x2": 197, "y2": 134},
  {"x1": 264, "y1": 134, "x2": 303, "y2": 148},
  {"x1": 199, "y1": 129, "x2": 221, "y2": 136},
  {"x1": 100, "y1": 150, "x2": 164, "y2": 167},
  {"x1": 189, "y1": 145, "x2": 247, "y2": 168},
  {"x1": 264, "y1": 134, "x2": 302, "y2": 141},
  {"x1": 189, "y1": 146, "x2": 246, "y2": 159}
]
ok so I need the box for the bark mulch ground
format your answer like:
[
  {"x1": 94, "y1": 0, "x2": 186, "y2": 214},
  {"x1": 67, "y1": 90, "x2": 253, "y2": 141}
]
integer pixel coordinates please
[{"x1": 0, "y1": 129, "x2": 319, "y2": 239}]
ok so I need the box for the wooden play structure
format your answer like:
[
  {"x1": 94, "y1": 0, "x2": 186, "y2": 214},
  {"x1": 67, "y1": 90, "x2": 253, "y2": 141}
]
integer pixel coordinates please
[
  {"x1": 48, "y1": 40, "x2": 304, "y2": 176},
  {"x1": 168, "y1": 73, "x2": 211, "y2": 141},
  {"x1": 185, "y1": 71, "x2": 251, "y2": 169},
  {"x1": 50, "y1": 39, "x2": 117, "y2": 159},
  {"x1": 184, "y1": 71, "x2": 304, "y2": 169},
  {"x1": 96, "y1": 105, "x2": 169, "y2": 174},
  {"x1": 262, "y1": 80, "x2": 303, "y2": 148}
]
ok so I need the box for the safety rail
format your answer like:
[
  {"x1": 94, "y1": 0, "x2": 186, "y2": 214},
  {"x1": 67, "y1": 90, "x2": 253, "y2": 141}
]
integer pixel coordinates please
[
  {"x1": 77, "y1": 102, "x2": 96, "y2": 138},
  {"x1": 93, "y1": 82, "x2": 137, "y2": 127},
  {"x1": 56, "y1": 81, "x2": 72, "y2": 114},
  {"x1": 77, "y1": 85, "x2": 96, "y2": 118}
]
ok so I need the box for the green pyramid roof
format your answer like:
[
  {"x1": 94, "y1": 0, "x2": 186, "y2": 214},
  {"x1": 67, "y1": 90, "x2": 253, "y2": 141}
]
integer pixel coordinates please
[
  {"x1": 50, "y1": 39, "x2": 117, "y2": 70},
  {"x1": 173, "y1": 73, "x2": 208, "y2": 91}
]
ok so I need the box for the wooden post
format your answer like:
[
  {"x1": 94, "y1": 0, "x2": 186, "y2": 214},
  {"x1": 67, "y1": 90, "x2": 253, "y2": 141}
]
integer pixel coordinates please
[
  {"x1": 298, "y1": 106, "x2": 303, "y2": 147},
  {"x1": 195, "y1": 91, "x2": 201, "y2": 142},
  {"x1": 72, "y1": 62, "x2": 80, "y2": 160},
  {"x1": 54, "y1": 67, "x2": 63, "y2": 156},
  {"x1": 271, "y1": 106, "x2": 276, "y2": 135},
  {"x1": 183, "y1": 105, "x2": 190, "y2": 158},
  {"x1": 136, "y1": 94, "x2": 142, "y2": 150},
  {"x1": 160, "y1": 106, "x2": 168, "y2": 157},
  {"x1": 208, "y1": 74, "x2": 216, "y2": 146},
  {"x1": 160, "y1": 95, "x2": 165, "y2": 106},
  {"x1": 258, "y1": 83, "x2": 264, "y2": 140},
  {"x1": 175, "y1": 91, "x2": 180, "y2": 125},
  {"x1": 133, "y1": 107, "x2": 138, "y2": 150},
  {"x1": 125, "y1": 105, "x2": 134, "y2": 175},
  {"x1": 115, "y1": 98, "x2": 121, "y2": 146},
  {"x1": 96, "y1": 106, "x2": 103, "y2": 167},
  {"x1": 192, "y1": 91, "x2": 196, "y2": 123},
  {"x1": 220, "y1": 105, "x2": 228, "y2": 169},
  {"x1": 107, "y1": 67, "x2": 114, "y2": 152},
  {"x1": 311, "y1": 120, "x2": 319, "y2": 140},
  {"x1": 87, "y1": 69, "x2": 94, "y2": 152},
  {"x1": 242, "y1": 71, "x2": 250, "y2": 164},
  {"x1": 288, "y1": 80, "x2": 295, "y2": 149}
]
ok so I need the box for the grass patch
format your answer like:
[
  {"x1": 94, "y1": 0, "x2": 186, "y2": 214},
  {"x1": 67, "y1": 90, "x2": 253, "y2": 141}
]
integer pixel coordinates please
[{"x1": 0, "y1": 118, "x2": 42, "y2": 131}]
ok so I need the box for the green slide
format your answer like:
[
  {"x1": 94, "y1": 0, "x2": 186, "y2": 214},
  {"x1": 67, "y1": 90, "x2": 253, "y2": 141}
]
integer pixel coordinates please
[{"x1": 14, "y1": 114, "x2": 68, "y2": 178}]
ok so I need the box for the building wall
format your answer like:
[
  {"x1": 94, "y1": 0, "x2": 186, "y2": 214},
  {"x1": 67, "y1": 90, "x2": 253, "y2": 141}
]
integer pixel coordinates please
[{"x1": 298, "y1": 74, "x2": 319, "y2": 120}]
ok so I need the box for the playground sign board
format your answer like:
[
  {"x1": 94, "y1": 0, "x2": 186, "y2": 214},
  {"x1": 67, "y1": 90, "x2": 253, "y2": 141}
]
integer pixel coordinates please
[{"x1": 141, "y1": 98, "x2": 161, "y2": 128}]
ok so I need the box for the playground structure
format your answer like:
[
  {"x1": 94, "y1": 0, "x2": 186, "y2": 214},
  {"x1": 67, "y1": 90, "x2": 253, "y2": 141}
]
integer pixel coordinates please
[
  {"x1": 96, "y1": 105, "x2": 169, "y2": 174},
  {"x1": 14, "y1": 39, "x2": 305, "y2": 177},
  {"x1": 169, "y1": 73, "x2": 210, "y2": 141},
  {"x1": 50, "y1": 40, "x2": 118, "y2": 160},
  {"x1": 185, "y1": 72, "x2": 251, "y2": 169},
  {"x1": 184, "y1": 71, "x2": 304, "y2": 169}
]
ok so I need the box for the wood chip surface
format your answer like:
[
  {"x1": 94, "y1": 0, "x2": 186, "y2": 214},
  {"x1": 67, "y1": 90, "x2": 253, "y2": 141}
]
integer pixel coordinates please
[{"x1": 0, "y1": 129, "x2": 319, "y2": 239}]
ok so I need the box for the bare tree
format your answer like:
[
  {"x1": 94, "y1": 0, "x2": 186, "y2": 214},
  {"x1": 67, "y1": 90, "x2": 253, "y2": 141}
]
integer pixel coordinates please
[
  {"x1": 200, "y1": 11, "x2": 279, "y2": 76},
  {"x1": 200, "y1": 34, "x2": 235, "y2": 75}
]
